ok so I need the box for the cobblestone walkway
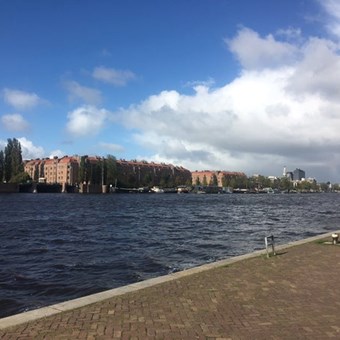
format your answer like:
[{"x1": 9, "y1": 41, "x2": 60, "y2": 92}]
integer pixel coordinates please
[{"x1": 1, "y1": 238, "x2": 340, "y2": 339}]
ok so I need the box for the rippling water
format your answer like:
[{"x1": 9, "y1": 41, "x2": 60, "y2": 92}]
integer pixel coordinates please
[{"x1": 1, "y1": 192, "x2": 339, "y2": 318}]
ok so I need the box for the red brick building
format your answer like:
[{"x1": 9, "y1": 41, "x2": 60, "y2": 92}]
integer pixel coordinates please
[
  {"x1": 24, "y1": 156, "x2": 79, "y2": 185},
  {"x1": 191, "y1": 170, "x2": 246, "y2": 187},
  {"x1": 116, "y1": 160, "x2": 191, "y2": 187},
  {"x1": 24, "y1": 157, "x2": 191, "y2": 188}
]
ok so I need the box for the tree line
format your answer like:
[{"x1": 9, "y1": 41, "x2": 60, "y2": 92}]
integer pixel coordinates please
[
  {"x1": 194, "y1": 173, "x2": 325, "y2": 192},
  {"x1": 0, "y1": 137, "x2": 338, "y2": 191},
  {"x1": 0, "y1": 138, "x2": 29, "y2": 183},
  {"x1": 78, "y1": 155, "x2": 118, "y2": 186}
]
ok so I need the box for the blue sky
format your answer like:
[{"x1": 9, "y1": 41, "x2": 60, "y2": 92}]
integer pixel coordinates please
[{"x1": 1, "y1": 0, "x2": 340, "y2": 181}]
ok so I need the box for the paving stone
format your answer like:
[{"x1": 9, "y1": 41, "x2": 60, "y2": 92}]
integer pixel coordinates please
[{"x1": 1, "y1": 239, "x2": 340, "y2": 339}]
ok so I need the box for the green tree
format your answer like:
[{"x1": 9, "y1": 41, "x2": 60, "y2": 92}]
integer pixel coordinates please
[
  {"x1": 210, "y1": 174, "x2": 218, "y2": 186},
  {"x1": 78, "y1": 156, "x2": 102, "y2": 185},
  {"x1": 279, "y1": 177, "x2": 293, "y2": 191},
  {"x1": 90, "y1": 159, "x2": 102, "y2": 184},
  {"x1": 202, "y1": 175, "x2": 208, "y2": 186},
  {"x1": 143, "y1": 173, "x2": 153, "y2": 187},
  {"x1": 319, "y1": 182, "x2": 330, "y2": 192},
  {"x1": 10, "y1": 171, "x2": 31, "y2": 184},
  {"x1": 78, "y1": 156, "x2": 88, "y2": 184},
  {"x1": 229, "y1": 177, "x2": 237, "y2": 189},
  {"x1": 105, "y1": 155, "x2": 117, "y2": 186},
  {"x1": 4, "y1": 138, "x2": 24, "y2": 183},
  {"x1": 235, "y1": 175, "x2": 247, "y2": 189},
  {"x1": 0, "y1": 150, "x2": 4, "y2": 182},
  {"x1": 333, "y1": 183, "x2": 340, "y2": 192},
  {"x1": 221, "y1": 176, "x2": 228, "y2": 188}
]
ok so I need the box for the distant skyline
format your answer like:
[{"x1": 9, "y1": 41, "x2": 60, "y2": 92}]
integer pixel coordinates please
[{"x1": 1, "y1": 0, "x2": 340, "y2": 181}]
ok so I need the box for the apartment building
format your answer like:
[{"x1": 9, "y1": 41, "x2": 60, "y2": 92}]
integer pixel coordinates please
[
  {"x1": 24, "y1": 159, "x2": 44, "y2": 182},
  {"x1": 24, "y1": 156, "x2": 79, "y2": 185},
  {"x1": 24, "y1": 156, "x2": 191, "y2": 188},
  {"x1": 57, "y1": 156, "x2": 79, "y2": 185},
  {"x1": 191, "y1": 170, "x2": 246, "y2": 187},
  {"x1": 43, "y1": 157, "x2": 59, "y2": 183},
  {"x1": 116, "y1": 160, "x2": 192, "y2": 187},
  {"x1": 293, "y1": 168, "x2": 306, "y2": 181}
]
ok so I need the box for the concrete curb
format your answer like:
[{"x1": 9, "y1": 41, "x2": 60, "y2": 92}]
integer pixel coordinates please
[{"x1": 1, "y1": 230, "x2": 338, "y2": 330}]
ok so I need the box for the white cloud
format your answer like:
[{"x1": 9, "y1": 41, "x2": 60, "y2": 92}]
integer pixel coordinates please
[
  {"x1": 226, "y1": 27, "x2": 299, "y2": 70},
  {"x1": 0, "y1": 139, "x2": 6, "y2": 150},
  {"x1": 115, "y1": 28, "x2": 340, "y2": 181},
  {"x1": 287, "y1": 37, "x2": 340, "y2": 99},
  {"x1": 1, "y1": 114, "x2": 29, "y2": 132},
  {"x1": 276, "y1": 27, "x2": 302, "y2": 41},
  {"x1": 92, "y1": 66, "x2": 136, "y2": 86},
  {"x1": 319, "y1": 0, "x2": 340, "y2": 38},
  {"x1": 64, "y1": 80, "x2": 102, "y2": 105},
  {"x1": 49, "y1": 150, "x2": 65, "y2": 158},
  {"x1": 183, "y1": 77, "x2": 215, "y2": 88},
  {"x1": 66, "y1": 105, "x2": 109, "y2": 137},
  {"x1": 18, "y1": 137, "x2": 45, "y2": 160},
  {"x1": 98, "y1": 142, "x2": 125, "y2": 153},
  {"x1": 3, "y1": 88, "x2": 43, "y2": 110}
]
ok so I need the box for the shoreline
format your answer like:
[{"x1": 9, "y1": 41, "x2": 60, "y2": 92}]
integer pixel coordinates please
[{"x1": 1, "y1": 230, "x2": 338, "y2": 331}]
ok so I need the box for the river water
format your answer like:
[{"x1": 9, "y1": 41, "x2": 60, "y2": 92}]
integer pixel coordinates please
[{"x1": 1, "y1": 192, "x2": 339, "y2": 318}]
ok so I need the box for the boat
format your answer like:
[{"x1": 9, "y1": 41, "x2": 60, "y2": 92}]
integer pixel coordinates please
[
  {"x1": 150, "y1": 186, "x2": 164, "y2": 193},
  {"x1": 177, "y1": 186, "x2": 189, "y2": 193}
]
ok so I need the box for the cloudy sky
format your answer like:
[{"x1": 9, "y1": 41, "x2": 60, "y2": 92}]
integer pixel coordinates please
[{"x1": 1, "y1": 0, "x2": 340, "y2": 182}]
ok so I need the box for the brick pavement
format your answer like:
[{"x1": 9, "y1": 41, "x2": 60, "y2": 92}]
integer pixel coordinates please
[{"x1": 1, "y1": 236, "x2": 340, "y2": 339}]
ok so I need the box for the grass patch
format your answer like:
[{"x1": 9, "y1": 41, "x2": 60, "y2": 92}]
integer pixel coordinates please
[{"x1": 315, "y1": 239, "x2": 328, "y2": 244}]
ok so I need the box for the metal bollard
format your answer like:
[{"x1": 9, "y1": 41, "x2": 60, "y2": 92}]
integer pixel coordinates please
[{"x1": 265, "y1": 235, "x2": 276, "y2": 258}]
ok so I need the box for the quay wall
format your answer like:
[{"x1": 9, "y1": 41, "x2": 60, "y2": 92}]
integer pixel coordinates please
[
  {"x1": 0, "y1": 183, "x2": 19, "y2": 193},
  {"x1": 0, "y1": 230, "x2": 338, "y2": 330}
]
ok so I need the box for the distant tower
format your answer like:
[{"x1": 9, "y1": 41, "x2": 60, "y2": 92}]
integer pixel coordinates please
[{"x1": 283, "y1": 166, "x2": 287, "y2": 177}]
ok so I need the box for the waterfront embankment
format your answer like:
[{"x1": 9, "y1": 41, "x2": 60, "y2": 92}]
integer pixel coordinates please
[{"x1": 1, "y1": 231, "x2": 340, "y2": 339}]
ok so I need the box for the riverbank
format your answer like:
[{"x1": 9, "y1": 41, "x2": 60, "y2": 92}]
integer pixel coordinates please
[{"x1": 1, "y1": 231, "x2": 340, "y2": 339}]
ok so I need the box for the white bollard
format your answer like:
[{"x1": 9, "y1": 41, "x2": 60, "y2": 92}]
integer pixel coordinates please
[{"x1": 332, "y1": 233, "x2": 339, "y2": 245}]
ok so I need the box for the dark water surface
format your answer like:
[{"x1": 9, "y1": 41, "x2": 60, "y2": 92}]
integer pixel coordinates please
[{"x1": 1, "y1": 193, "x2": 339, "y2": 318}]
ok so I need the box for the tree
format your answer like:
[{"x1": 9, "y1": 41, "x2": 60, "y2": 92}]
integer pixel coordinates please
[
  {"x1": 319, "y1": 182, "x2": 330, "y2": 192},
  {"x1": 221, "y1": 176, "x2": 228, "y2": 188},
  {"x1": 143, "y1": 173, "x2": 153, "y2": 187},
  {"x1": 4, "y1": 139, "x2": 13, "y2": 182},
  {"x1": 78, "y1": 156, "x2": 101, "y2": 185},
  {"x1": 4, "y1": 138, "x2": 24, "y2": 183},
  {"x1": 210, "y1": 174, "x2": 218, "y2": 186},
  {"x1": 10, "y1": 171, "x2": 31, "y2": 184},
  {"x1": 105, "y1": 155, "x2": 117, "y2": 186},
  {"x1": 0, "y1": 150, "x2": 4, "y2": 182},
  {"x1": 333, "y1": 183, "x2": 340, "y2": 192},
  {"x1": 92, "y1": 159, "x2": 102, "y2": 185},
  {"x1": 78, "y1": 156, "x2": 88, "y2": 184},
  {"x1": 202, "y1": 175, "x2": 208, "y2": 186},
  {"x1": 160, "y1": 173, "x2": 173, "y2": 188},
  {"x1": 195, "y1": 176, "x2": 201, "y2": 186},
  {"x1": 279, "y1": 177, "x2": 293, "y2": 191}
]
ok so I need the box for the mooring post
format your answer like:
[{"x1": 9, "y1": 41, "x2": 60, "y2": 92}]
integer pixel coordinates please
[
  {"x1": 332, "y1": 233, "x2": 339, "y2": 245},
  {"x1": 265, "y1": 235, "x2": 276, "y2": 258}
]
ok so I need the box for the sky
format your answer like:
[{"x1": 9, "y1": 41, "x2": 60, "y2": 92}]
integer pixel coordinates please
[{"x1": 1, "y1": 0, "x2": 340, "y2": 182}]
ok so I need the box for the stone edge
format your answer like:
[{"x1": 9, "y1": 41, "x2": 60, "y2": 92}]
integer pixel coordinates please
[{"x1": 1, "y1": 231, "x2": 338, "y2": 330}]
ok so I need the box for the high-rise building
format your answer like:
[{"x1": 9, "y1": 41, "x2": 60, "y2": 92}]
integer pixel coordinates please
[{"x1": 293, "y1": 168, "x2": 305, "y2": 181}]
